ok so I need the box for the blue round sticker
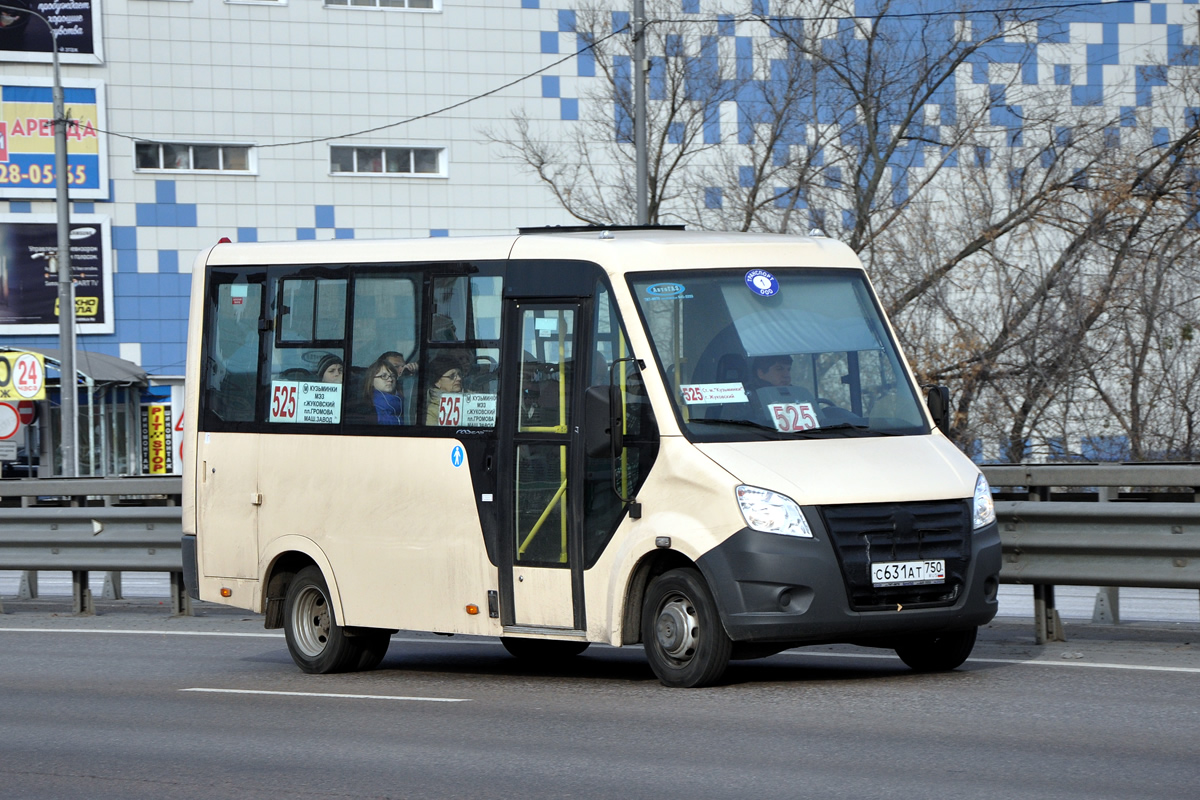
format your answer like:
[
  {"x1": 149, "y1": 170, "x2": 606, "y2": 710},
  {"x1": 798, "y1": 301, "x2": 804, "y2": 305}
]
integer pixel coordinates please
[
  {"x1": 451, "y1": 445, "x2": 464, "y2": 468},
  {"x1": 745, "y1": 269, "x2": 779, "y2": 297}
]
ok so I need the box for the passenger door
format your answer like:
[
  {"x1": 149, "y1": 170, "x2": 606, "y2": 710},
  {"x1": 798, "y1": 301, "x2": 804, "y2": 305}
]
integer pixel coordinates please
[
  {"x1": 498, "y1": 300, "x2": 587, "y2": 630},
  {"x1": 196, "y1": 273, "x2": 266, "y2": 579}
]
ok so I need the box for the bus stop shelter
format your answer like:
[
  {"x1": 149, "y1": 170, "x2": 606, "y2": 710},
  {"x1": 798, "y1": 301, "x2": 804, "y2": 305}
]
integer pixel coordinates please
[{"x1": 0, "y1": 346, "x2": 150, "y2": 477}]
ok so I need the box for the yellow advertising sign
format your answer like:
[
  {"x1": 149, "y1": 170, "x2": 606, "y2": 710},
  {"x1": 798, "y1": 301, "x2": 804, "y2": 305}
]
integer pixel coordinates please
[
  {"x1": 144, "y1": 404, "x2": 170, "y2": 474},
  {"x1": 53, "y1": 296, "x2": 101, "y2": 318},
  {"x1": 0, "y1": 351, "x2": 46, "y2": 401}
]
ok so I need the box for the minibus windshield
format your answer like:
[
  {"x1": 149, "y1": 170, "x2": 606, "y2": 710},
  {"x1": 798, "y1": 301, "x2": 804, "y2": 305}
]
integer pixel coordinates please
[{"x1": 630, "y1": 268, "x2": 928, "y2": 442}]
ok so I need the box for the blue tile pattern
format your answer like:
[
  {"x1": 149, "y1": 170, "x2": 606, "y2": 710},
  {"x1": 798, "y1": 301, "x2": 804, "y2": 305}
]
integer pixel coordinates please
[{"x1": 7, "y1": 0, "x2": 1200, "y2": 389}]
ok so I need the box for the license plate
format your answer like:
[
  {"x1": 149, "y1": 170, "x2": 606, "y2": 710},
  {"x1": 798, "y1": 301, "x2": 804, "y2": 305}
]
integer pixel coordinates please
[{"x1": 870, "y1": 559, "x2": 945, "y2": 587}]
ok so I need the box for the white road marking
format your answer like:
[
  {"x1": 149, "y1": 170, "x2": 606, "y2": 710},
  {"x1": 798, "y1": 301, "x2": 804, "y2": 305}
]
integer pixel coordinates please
[
  {"x1": 779, "y1": 649, "x2": 1200, "y2": 674},
  {"x1": 0, "y1": 628, "x2": 282, "y2": 637},
  {"x1": 181, "y1": 688, "x2": 469, "y2": 702},
  {"x1": 4, "y1": 628, "x2": 1196, "y2": 674}
]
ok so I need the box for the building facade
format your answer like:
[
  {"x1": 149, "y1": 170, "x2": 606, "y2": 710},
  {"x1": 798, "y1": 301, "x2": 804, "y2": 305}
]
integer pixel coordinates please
[{"x1": 0, "y1": 0, "x2": 1195, "y2": 472}]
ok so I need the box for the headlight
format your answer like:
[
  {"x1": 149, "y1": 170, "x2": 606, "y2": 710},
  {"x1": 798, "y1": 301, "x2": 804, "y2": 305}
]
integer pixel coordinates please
[
  {"x1": 736, "y1": 485, "x2": 814, "y2": 538},
  {"x1": 972, "y1": 473, "x2": 996, "y2": 529}
]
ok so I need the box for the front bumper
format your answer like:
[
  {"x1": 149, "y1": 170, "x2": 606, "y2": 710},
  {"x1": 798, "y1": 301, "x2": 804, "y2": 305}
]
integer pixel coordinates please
[{"x1": 696, "y1": 516, "x2": 1001, "y2": 646}]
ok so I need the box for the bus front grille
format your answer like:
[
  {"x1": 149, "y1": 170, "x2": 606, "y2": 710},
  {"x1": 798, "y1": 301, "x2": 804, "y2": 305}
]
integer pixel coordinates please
[{"x1": 818, "y1": 500, "x2": 972, "y2": 611}]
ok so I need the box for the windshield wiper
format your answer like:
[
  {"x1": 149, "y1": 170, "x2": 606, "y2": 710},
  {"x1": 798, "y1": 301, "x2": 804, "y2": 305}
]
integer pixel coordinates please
[
  {"x1": 688, "y1": 417, "x2": 779, "y2": 433},
  {"x1": 689, "y1": 418, "x2": 905, "y2": 438},
  {"x1": 791, "y1": 423, "x2": 903, "y2": 438}
]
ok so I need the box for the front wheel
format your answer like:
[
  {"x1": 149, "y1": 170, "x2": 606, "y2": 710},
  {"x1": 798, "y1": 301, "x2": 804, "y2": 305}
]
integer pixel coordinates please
[
  {"x1": 284, "y1": 565, "x2": 379, "y2": 674},
  {"x1": 641, "y1": 568, "x2": 732, "y2": 688},
  {"x1": 894, "y1": 627, "x2": 978, "y2": 672}
]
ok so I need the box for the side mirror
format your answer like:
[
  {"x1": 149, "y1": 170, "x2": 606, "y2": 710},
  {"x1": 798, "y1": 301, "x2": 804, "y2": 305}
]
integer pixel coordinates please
[
  {"x1": 925, "y1": 385, "x2": 951, "y2": 436},
  {"x1": 584, "y1": 385, "x2": 622, "y2": 458}
]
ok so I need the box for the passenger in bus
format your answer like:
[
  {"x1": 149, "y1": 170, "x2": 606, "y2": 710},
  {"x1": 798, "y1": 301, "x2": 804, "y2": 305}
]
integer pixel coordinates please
[
  {"x1": 357, "y1": 358, "x2": 404, "y2": 425},
  {"x1": 381, "y1": 351, "x2": 417, "y2": 378},
  {"x1": 316, "y1": 354, "x2": 344, "y2": 384},
  {"x1": 425, "y1": 355, "x2": 464, "y2": 425},
  {"x1": 381, "y1": 351, "x2": 416, "y2": 423}
]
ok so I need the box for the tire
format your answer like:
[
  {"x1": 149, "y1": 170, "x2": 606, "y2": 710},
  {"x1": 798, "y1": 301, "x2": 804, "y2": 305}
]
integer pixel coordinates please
[
  {"x1": 894, "y1": 627, "x2": 978, "y2": 672},
  {"x1": 500, "y1": 637, "x2": 590, "y2": 661},
  {"x1": 641, "y1": 568, "x2": 732, "y2": 688},
  {"x1": 284, "y1": 566, "x2": 365, "y2": 674},
  {"x1": 352, "y1": 630, "x2": 392, "y2": 671}
]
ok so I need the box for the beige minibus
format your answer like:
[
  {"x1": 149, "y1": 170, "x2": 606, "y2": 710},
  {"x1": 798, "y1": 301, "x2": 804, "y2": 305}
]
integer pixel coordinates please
[{"x1": 182, "y1": 227, "x2": 1000, "y2": 687}]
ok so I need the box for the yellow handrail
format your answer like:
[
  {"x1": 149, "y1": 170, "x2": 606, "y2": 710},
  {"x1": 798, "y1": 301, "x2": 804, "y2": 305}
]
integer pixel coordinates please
[{"x1": 518, "y1": 474, "x2": 567, "y2": 558}]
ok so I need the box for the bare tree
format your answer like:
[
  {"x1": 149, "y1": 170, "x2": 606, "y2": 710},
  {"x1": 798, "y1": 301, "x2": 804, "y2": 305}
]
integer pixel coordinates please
[
  {"x1": 490, "y1": 0, "x2": 1200, "y2": 462},
  {"x1": 488, "y1": 2, "x2": 738, "y2": 225}
]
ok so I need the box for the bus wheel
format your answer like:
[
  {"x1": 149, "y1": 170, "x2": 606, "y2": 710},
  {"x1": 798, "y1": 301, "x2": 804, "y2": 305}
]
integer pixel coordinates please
[
  {"x1": 894, "y1": 627, "x2": 978, "y2": 672},
  {"x1": 500, "y1": 637, "x2": 589, "y2": 661},
  {"x1": 284, "y1": 566, "x2": 361, "y2": 674},
  {"x1": 353, "y1": 631, "x2": 392, "y2": 671},
  {"x1": 641, "y1": 568, "x2": 731, "y2": 688}
]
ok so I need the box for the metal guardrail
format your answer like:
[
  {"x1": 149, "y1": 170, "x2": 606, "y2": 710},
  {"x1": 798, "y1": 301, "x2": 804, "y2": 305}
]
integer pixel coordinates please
[
  {"x1": 0, "y1": 467, "x2": 1197, "y2": 636},
  {"x1": 982, "y1": 463, "x2": 1200, "y2": 643},
  {"x1": 0, "y1": 476, "x2": 187, "y2": 615}
]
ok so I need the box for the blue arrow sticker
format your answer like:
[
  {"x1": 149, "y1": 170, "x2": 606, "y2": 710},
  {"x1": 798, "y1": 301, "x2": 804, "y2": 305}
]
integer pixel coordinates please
[
  {"x1": 745, "y1": 269, "x2": 780, "y2": 297},
  {"x1": 451, "y1": 445, "x2": 464, "y2": 468}
]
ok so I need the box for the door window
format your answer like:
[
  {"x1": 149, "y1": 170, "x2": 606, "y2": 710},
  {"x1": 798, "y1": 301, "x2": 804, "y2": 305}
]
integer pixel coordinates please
[{"x1": 513, "y1": 307, "x2": 576, "y2": 566}]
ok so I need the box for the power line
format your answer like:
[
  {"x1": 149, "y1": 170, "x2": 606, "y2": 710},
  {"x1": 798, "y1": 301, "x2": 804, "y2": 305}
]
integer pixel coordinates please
[
  {"x1": 88, "y1": 0, "x2": 1142, "y2": 151},
  {"x1": 96, "y1": 26, "x2": 627, "y2": 150}
]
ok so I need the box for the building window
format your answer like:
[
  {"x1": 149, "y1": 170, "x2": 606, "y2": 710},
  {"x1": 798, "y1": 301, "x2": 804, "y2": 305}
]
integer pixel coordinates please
[
  {"x1": 330, "y1": 146, "x2": 444, "y2": 176},
  {"x1": 325, "y1": 0, "x2": 436, "y2": 9},
  {"x1": 135, "y1": 142, "x2": 253, "y2": 172}
]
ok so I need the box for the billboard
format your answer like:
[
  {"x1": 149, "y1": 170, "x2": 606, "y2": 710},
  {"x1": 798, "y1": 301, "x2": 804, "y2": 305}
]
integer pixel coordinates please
[
  {"x1": 0, "y1": 351, "x2": 46, "y2": 400},
  {"x1": 0, "y1": 0, "x2": 104, "y2": 65},
  {"x1": 0, "y1": 78, "x2": 108, "y2": 200},
  {"x1": 0, "y1": 213, "x2": 113, "y2": 334}
]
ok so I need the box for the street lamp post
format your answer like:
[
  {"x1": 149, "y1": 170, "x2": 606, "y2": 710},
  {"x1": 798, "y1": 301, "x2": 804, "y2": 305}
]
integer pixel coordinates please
[
  {"x1": 53, "y1": 48, "x2": 78, "y2": 477},
  {"x1": 0, "y1": 4, "x2": 77, "y2": 476},
  {"x1": 633, "y1": 0, "x2": 648, "y2": 225}
]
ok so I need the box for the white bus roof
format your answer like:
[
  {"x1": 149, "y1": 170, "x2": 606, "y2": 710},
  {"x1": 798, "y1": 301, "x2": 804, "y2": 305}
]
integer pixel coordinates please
[{"x1": 201, "y1": 228, "x2": 862, "y2": 274}]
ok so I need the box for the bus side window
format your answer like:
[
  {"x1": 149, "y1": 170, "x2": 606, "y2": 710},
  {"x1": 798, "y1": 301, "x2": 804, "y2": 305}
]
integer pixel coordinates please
[
  {"x1": 264, "y1": 275, "x2": 348, "y2": 426},
  {"x1": 422, "y1": 274, "x2": 502, "y2": 429},
  {"x1": 583, "y1": 282, "x2": 659, "y2": 565},
  {"x1": 206, "y1": 280, "x2": 262, "y2": 423},
  {"x1": 349, "y1": 274, "x2": 420, "y2": 425}
]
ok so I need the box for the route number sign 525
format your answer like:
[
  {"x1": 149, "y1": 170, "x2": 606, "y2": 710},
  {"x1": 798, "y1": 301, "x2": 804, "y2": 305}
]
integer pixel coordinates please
[{"x1": 768, "y1": 402, "x2": 818, "y2": 433}]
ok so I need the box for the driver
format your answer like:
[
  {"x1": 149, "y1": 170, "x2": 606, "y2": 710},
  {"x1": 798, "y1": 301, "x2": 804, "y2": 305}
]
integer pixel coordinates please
[{"x1": 752, "y1": 355, "x2": 792, "y2": 388}]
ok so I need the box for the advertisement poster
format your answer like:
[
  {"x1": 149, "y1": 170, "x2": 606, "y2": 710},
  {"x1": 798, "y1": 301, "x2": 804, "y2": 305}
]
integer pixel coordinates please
[
  {"x1": 141, "y1": 403, "x2": 172, "y2": 474},
  {"x1": 0, "y1": 350, "x2": 46, "y2": 400},
  {"x1": 0, "y1": 213, "x2": 113, "y2": 334},
  {"x1": 0, "y1": 0, "x2": 103, "y2": 65},
  {"x1": 0, "y1": 79, "x2": 108, "y2": 200}
]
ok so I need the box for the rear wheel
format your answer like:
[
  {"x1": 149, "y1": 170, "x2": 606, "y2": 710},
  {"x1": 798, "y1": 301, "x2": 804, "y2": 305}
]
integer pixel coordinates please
[
  {"x1": 894, "y1": 627, "x2": 978, "y2": 672},
  {"x1": 352, "y1": 630, "x2": 392, "y2": 671},
  {"x1": 500, "y1": 638, "x2": 589, "y2": 661},
  {"x1": 284, "y1": 566, "x2": 376, "y2": 674},
  {"x1": 641, "y1": 568, "x2": 732, "y2": 688}
]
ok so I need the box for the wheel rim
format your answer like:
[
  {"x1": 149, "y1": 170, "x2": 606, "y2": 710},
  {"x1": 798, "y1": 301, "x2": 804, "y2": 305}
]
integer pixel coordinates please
[
  {"x1": 654, "y1": 593, "x2": 699, "y2": 663},
  {"x1": 292, "y1": 584, "x2": 331, "y2": 658}
]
